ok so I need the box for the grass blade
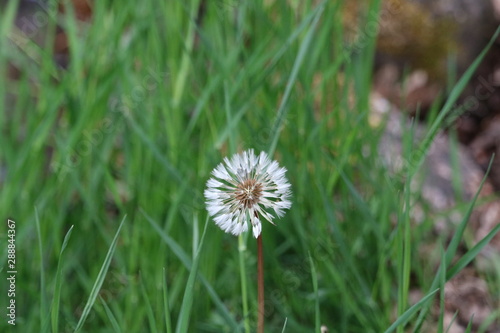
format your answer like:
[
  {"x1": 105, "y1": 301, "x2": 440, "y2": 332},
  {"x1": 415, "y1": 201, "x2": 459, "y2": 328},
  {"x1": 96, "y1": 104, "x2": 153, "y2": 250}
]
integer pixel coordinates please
[
  {"x1": 464, "y1": 315, "x2": 475, "y2": 333},
  {"x1": 163, "y1": 267, "x2": 173, "y2": 333},
  {"x1": 414, "y1": 157, "x2": 495, "y2": 331},
  {"x1": 437, "y1": 246, "x2": 446, "y2": 333},
  {"x1": 309, "y1": 252, "x2": 320, "y2": 333},
  {"x1": 74, "y1": 215, "x2": 127, "y2": 333},
  {"x1": 410, "y1": 26, "x2": 500, "y2": 176},
  {"x1": 281, "y1": 318, "x2": 288, "y2": 333},
  {"x1": 99, "y1": 296, "x2": 121, "y2": 333},
  {"x1": 238, "y1": 233, "x2": 251, "y2": 333},
  {"x1": 140, "y1": 273, "x2": 158, "y2": 333},
  {"x1": 51, "y1": 225, "x2": 74, "y2": 333},
  {"x1": 445, "y1": 157, "x2": 495, "y2": 266},
  {"x1": 384, "y1": 289, "x2": 439, "y2": 333},
  {"x1": 447, "y1": 223, "x2": 500, "y2": 280},
  {"x1": 175, "y1": 216, "x2": 209, "y2": 333},
  {"x1": 0, "y1": 0, "x2": 18, "y2": 38},
  {"x1": 445, "y1": 311, "x2": 459, "y2": 333},
  {"x1": 35, "y1": 208, "x2": 49, "y2": 332},
  {"x1": 172, "y1": 0, "x2": 200, "y2": 108},
  {"x1": 268, "y1": 0, "x2": 326, "y2": 156}
]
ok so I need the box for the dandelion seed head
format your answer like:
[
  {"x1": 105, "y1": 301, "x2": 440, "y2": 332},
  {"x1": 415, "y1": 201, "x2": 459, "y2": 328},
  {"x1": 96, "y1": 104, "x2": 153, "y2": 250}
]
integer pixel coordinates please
[{"x1": 204, "y1": 149, "x2": 292, "y2": 238}]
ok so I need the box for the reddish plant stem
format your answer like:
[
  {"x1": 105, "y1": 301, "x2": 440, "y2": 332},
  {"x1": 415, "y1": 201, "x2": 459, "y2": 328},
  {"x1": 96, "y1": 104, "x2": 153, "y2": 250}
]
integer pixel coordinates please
[{"x1": 257, "y1": 234, "x2": 264, "y2": 333}]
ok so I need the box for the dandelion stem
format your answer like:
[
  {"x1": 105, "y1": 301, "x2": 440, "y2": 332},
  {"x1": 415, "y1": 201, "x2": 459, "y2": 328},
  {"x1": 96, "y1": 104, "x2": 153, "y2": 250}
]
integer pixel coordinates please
[
  {"x1": 238, "y1": 234, "x2": 251, "y2": 333},
  {"x1": 257, "y1": 234, "x2": 265, "y2": 333}
]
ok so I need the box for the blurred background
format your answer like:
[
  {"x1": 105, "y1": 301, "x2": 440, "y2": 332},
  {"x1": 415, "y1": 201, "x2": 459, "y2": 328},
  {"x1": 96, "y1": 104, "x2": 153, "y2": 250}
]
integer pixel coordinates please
[{"x1": 1, "y1": 0, "x2": 500, "y2": 332}]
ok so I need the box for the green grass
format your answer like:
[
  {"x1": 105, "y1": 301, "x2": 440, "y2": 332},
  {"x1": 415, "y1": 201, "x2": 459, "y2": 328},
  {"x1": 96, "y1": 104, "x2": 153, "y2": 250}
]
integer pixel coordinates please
[{"x1": 1, "y1": 1, "x2": 499, "y2": 332}]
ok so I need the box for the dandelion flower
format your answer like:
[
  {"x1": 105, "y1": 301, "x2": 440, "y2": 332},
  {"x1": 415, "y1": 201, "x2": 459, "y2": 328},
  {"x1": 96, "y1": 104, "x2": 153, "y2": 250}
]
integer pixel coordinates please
[{"x1": 204, "y1": 149, "x2": 292, "y2": 238}]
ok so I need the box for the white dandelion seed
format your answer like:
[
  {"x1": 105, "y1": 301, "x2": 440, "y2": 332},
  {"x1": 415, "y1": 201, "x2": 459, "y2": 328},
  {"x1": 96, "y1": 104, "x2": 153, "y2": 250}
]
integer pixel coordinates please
[{"x1": 204, "y1": 149, "x2": 292, "y2": 238}]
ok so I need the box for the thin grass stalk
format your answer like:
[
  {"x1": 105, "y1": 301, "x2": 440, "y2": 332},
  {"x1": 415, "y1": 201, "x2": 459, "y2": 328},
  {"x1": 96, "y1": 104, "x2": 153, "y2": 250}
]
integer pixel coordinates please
[
  {"x1": 257, "y1": 235, "x2": 264, "y2": 333},
  {"x1": 238, "y1": 234, "x2": 251, "y2": 333}
]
